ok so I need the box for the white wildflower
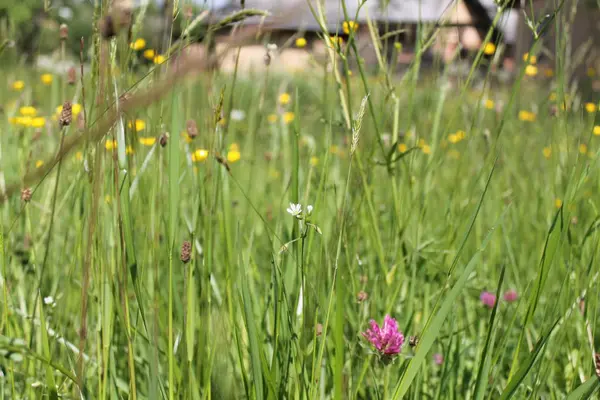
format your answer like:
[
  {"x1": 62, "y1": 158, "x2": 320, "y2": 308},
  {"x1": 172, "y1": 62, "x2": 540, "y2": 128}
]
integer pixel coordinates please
[
  {"x1": 43, "y1": 296, "x2": 54, "y2": 305},
  {"x1": 230, "y1": 109, "x2": 246, "y2": 121},
  {"x1": 306, "y1": 205, "x2": 313, "y2": 215},
  {"x1": 286, "y1": 203, "x2": 302, "y2": 217}
]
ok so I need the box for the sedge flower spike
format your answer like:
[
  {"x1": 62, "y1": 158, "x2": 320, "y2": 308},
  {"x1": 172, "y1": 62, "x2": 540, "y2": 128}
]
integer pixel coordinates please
[
  {"x1": 480, "y1": 291, "x2": 496, "y2": 308},
  {"x1": 362, "y1": 315, "x2": 404, "y2": 357}
]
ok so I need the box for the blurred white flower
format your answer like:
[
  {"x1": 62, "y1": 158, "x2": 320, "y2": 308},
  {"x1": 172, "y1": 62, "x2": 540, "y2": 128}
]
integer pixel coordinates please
[
  {"x1": 286, "y1": 203, "x2": 302, "y2": 217},
  {"x1": 58, "y1": 7, "x2": 73, "y2": 20},
  {"x1": 43, "y1": 296, "x2": 54, "y2": 305},
  {"x1": 306, "y1": 205, "x2": 313, "y2": 215},
  {"x1": 267, "y1": 43, "x2": 278, "y2": 52},
  {"x1": 230, "y1": 109, "x2": 246, "y2": 121}
]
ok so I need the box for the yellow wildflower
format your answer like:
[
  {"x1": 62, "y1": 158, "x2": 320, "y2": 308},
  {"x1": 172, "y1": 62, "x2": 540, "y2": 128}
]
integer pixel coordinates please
[
  {"x1": 31, "y1": 117, "x2": 46, "y2": 128},
  {"x1": 105, "y1": 140, "x2": 117, "y2": 150},
  {"x1": 283, "y1": 112, "x2": 295, "y2": 124},
  {"x1": 227, "y1": 149, "x2": 241, "y2": 163},
  {"x1": 126, "y1": 145, "x2": 134, "y2": 155},
  {"x1": 35, "y1": 160, "x2": 44, "y2": 168},
  {"x1": 394, "y1": 42, "x2": 402, "y2": 50},
  {"x1": 518, "y1": 110, "x2": 536, "y2": 122},
  {"x1": 483, "y1": 99, "x2": 495, "y2": 110},
  {"x1": 585, "y1": 102, "x2": 597, "y2": 113},
  {"x1": 448, "y1": 133, "x2": 458, "y2": 144},
  {"x1": 143, "y1": 49, "x2": 156, "y2": 60},
  {"x1": 181, "y1": 132, "x2": 193, "y2": 144},
  {"x1": 105, "y1": 195, "x2": 112, "y2": 204},
  {"x1": 295, "y1": 37, "x2": 307, "y2": 48},
  {"x1": 191, "y1": 148, "x2": 209, "y2": 162},
  {"x1": 398, "y1": 143, "x2": 408, "y2": 153},
  {"x1": 329, "y1": 36, "x2": 344, "y2": 47},
  {"x1": 554, "y1": 198, "x2": 563, "y2": 208},
  {"x1": 9, "y1": 116, "x2": 33, "y2": 127},
  {"x1": 543, "y1": 147, "x2": 552, "y2": 159},
  {"x1": 128, "y1": 119, "x2": 145, "y2": 132},
  {"x1": 229, "y1": 143, "x2": 239, "y2": 152},
  {"x1": 523, "y1": 53, "x2": 537, "y2": 64},
  {"x1": 139, "y1": 137, "x2": 156, "y2": 146},
  {"x1": 594, "y1": 126, "x2": 600, "y2": 136},
  {"x1": 279, "y1": 92, "x2": 291, "y2": 105},
  {"x1": 455, "y1": 130, "x2": 466, "y2": 141},
  {"x1": 525, "y1": 65, "x2": 538, "y2": 77},
  {"x1": 342, "y1": 21, "x2": 358, "y2": 35},
  {"x1": 153, "y1": 55, "x2": 166, "y2": 64},
  {"x1": 483, "y1": 42, "x2": 496, "y2": 55},
  {"x1": 267, "y1": 114, "x2": 278, "y2": 123},
  {"x1": 76, "y1": 151, "x2": 83, "y2": 161},
  {"x1": 130, "y1": 38, "x2": 146, "y2": 51},
  {"x1": 310, "y1": 156, "x2": 319, "y2": 166},
  {"x1": 20, "y1": 106, "x2": 37, "y2": 116},
  {"x1": 12, "y1": 80, "x2": 25, "y2": 91},
  {"x1": 588, "y1": 67, "x2": 596, "y2": 77},
  {"x1": 417, "y1": 138, "x2": 426, "y2": 148},
  {"x1": 41, "y1": 74, "x2": 53, "y2": 85},
  {"x1": 579, "y1": 143, "x2": 588, "y2": 154},
  {"x1": 422, "y1": 144, "x2": 431, "y2": 155}
]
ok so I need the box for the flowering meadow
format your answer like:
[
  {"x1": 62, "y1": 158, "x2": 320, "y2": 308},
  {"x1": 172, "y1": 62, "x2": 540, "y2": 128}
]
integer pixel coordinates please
[{"x1": 1, "y1": 2, "x2": 600, "y2": 399}]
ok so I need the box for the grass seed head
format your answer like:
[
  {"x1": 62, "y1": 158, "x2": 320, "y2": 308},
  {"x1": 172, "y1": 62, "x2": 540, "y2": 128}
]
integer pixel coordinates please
[
  {"x1": 186, "y1": 119, "x2": 198, "y2": 139},
  {"x1": 21, "y1": 188, "x2": 32, "y2": 203},
  {"x1": 180, "y1": 241, "x2": 192, "y2": 264},
  {"x1": 59, "y1": 101, "x2": 73, "y2": 127}
]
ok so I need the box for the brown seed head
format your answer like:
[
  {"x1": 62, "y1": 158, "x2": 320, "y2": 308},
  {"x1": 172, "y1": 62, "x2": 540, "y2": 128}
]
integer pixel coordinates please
[
  {"x1": 159, "y1": 132, "x2": 169, "y2": 147},
  {"x1": 99, "y1": 15, "x2": 116, "y2": 39},
  {"x1": 595, "y1": 352, "x2": 600, "y2": 378},
  {"x1": 77, "y1": 113, "x2": 85, "y2": 130},
  {"x1": 21, "y1": 188, "x2": 32, "y2": 203},
  {"x1": 59, "y1": 23, "x2": 69, "y2": 40},
  {"x1": 186, "y1": 119, "x2": 198, "y2": 139},
  {"x1": 180, "y1": 240, "x2": 192, "y2": 264},
  {"x1": 67, "y1": 67, "x2": 77, "y2": 85},
  {"x1": 356, "y1": 290, "x2": 368, "y2": 302},
  {"x1": 59, "y1": 101, "x2": 73, "y2": 127}
]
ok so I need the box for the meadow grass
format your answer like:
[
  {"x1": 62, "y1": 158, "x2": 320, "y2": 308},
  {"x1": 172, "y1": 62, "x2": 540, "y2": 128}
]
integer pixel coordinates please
[{"x1": 1, "y1": 2, "x2": 600, "y2": 399}]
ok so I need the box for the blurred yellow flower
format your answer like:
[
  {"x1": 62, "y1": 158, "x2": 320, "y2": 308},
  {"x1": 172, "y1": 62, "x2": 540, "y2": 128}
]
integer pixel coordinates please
[
  {"x1": 394, "y1": 42, "x2": 402, "y2": 50},
  {"x1": 227, "y1": 149, "x2": 241, "y2": 163},
  {"x1": 128, "y1": 119, "x2": 145, "y2": 132},
  {"x1": 523, "y1": 53, "x2": 537, "y2": 64},
  {"x1": 279, "y1": 92, "x2": 291, "y2": 105},
  {"x1": 31, "y1": 117, "x2": 46, "y2": 128},
  {"x1": 422, "y1": 144, "x2": 431, "y2": 154},
  {"x1": 585, "y1": 102, "x2": 597, "y2": 113},
  {"x1": 20, "y1": 106, "x2": 37, "y2": 116},
  {"x1": 105, "y1": 140, "x2": 117, "y2": 150},
  {"x1": 588, "y1": 67, "x2": 596, "y2": 77},
  {"x1": 283, "y1": 112, "x2": 295, "y2": 124},
  {"x1": 12, "y1": 80, "x2": 25, "y2": 91},
  {"x1": 310, "y1": 156, "x2": 319, "y2": 166},
  {"x1": 483, "y1": 42, "x2": 496, "y2": 55},
  {"x1": 579, "y1": 143, "x2": 588, "y2": 154},
  {"x1": 143, "y1": 49, "x2": 156, "y2": 60},
  {"x1": 448, "y1": 133, "x2": 458, "y2": 144},
  {"x1": 525, "y1": 65, "x2": 538, "y2": 77},
  {"x1": 105, "y1": 195, "x2": 112, "y2": 204},
  {"x1": 543, "y1": 147, "x2": 551, "y2": 159},
  {"x1": 417, "y1": 138, "x2": 426, "y2": 148},
  {"x1": 126, "y1": 145, "x2": 134, "y2": 155},
  {"x1": 549, "y1": 92, "x2": 557, "y2": 101},
  {"x1": 35, "y1": 160, "x2": 44, "y2": 168},
  {"x1": 267, "y1": 114, "x2": 277, "y2": 123},
  {"x1": 518, "y1": 110, "x2": 536, "y2": 122},
  {"x1": 130, "y1": 38, "x2": 146, "y2": 50},
  {"x1": 483, "y1": 99, "x2": 495, "y2": 110},
  {"x1": 76, "y1": 151, "x2": 83, "y2": 161},
  {"x1": 329, "y1": 145, "x2": 339, "y2": 155},
  {"x1": 41, "y1": 74, "x2": 53, "y2": 85},
  {"x1": 455, "y1": 130, "x2": 466, "y2": 141},
  {"x1": 544, "y1": 68, "x2": 554, "y2": 77},
  {"x1": 554, "y1": 198, "x2": 562, "y2": 208},
  {"x1": 191, "y1": 148, "x2": 209, "y2": 162},
  {"x1": 398, "y1": 143, "x2": 407, "y2": 153},
  {"x1": 154, "y1": 55, "x2": 166, "y2": 64},
  {"x1": 342, "y1": 21, "x2": 358, "y2": 35},
  {"x1": 181, "y1": 132, "x2": 193, "y2": 144},
  {"x1": 295, "y1": 37, "x2": 307, "y2": 48},
  {"x1": 594, "y1": 126, "x2": 600, "y2": 136},
  {"x1": 138, "y1": 137, "x2": 156, "y2": 146},
  {"x1": 329, "y1": 36, "x2": 344, "y2": 47},
  {"x1": 229, "y1": 143, "x2": 239, "y2": 152},
  {"x1": 9, "y1": 116, "x2": 34, "y2": 127}
]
